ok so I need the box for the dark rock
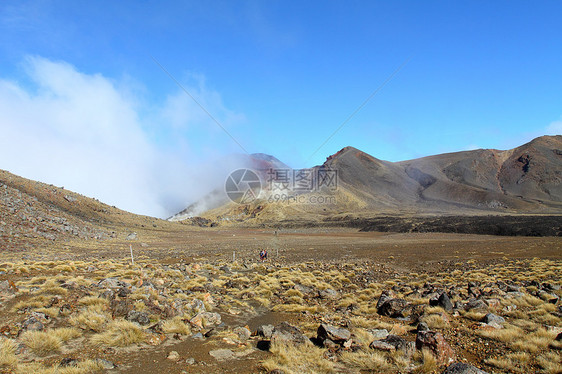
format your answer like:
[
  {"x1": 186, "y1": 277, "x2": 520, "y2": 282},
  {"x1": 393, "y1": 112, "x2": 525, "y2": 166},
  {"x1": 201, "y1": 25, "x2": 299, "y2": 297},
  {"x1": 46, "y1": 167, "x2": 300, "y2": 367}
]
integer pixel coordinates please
[
  {"x1": 416, "y1": 331, "x2": 455, "y2": 365},
  {"x1": 99, "y1": 289, "x2": 115, "y2": 300},
  {"x1": 255, "y1": 324, "x2": 275, "y2": 339},
  {"x1": 378, "y1": 298, "x2": 409, "y2": 318},
  {"x1": 442, "y1": 362, "x2": 489, "y2": 374},
  {"x1": 317, "y1": 324, "x2": 351, "y2": 346},
  {"x1": 271, "y1": 322, "x2": 308, "y2": 345},
  {"x1": 465, "y1": 299, "x2": 488, "y2": 311},
  {"x1": 110, "y1": 299, "x2": 133, "y2": 318},
  {"x1": 376, "y1": 290, "x2": 395, "y2": 310},
  {"x1": 60, "y1": 357, "x2": 78, "y2": 367},
  {"x1": 370, "y1": 334, "x2": 414, "y2": 355},
  {"x1": 417, "y1": 322, "x2": 430, "y2": 332},
  {"x1": 437, "y1": 293, "x2": 453, "y2": 311},
  {"x1": 22, "y1": 316, "x2": 44, "y2": 331},
  {"x1": 369, "y1": 340, "x2": 396, "y2": 351},
  {"x1": 556, "y1": 332, "x2": 562, "y2": 341},
  {"x1": 126, "y1": 310, "x2": 150, "y2": 325},
  {"x1": 117, "y1": 287, "x2": 131, "y2": 298}
]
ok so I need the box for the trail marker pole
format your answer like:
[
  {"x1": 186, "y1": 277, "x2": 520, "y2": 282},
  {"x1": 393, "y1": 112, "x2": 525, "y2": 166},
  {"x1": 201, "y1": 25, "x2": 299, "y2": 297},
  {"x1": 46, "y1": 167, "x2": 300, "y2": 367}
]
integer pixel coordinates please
[
  {"x1": 233, "y1": 251, "x2": 235, "y2": 262},
  {"x1": 130, "y1": 244, "x2": 134, "y2": 266}
]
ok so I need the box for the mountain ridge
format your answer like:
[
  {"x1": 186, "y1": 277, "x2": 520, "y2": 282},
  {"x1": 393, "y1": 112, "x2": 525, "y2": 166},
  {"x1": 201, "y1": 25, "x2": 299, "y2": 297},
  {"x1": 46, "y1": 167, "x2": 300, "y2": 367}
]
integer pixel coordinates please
[{"x1": 178, "y1": 135, "x2": 562, "y2": 224}]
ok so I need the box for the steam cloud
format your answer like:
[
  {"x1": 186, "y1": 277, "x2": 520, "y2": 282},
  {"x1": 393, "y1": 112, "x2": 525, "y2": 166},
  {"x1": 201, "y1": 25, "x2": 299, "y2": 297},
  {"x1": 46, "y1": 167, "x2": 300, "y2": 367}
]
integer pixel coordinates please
[{"x1": 0, "y1": 56, "x2": 247, "y2": 218}]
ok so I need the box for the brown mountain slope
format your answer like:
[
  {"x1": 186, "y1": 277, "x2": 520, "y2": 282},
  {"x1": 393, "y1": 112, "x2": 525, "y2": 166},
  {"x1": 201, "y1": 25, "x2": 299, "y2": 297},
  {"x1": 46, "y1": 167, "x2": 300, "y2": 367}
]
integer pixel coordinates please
[{"x1": 186, "y1": 136, "x2": 562, "y2": 225}]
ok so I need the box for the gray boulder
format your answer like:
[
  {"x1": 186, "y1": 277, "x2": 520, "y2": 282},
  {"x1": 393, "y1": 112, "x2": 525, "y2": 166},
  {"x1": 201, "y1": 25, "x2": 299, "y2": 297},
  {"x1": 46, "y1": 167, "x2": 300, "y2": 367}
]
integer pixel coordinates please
[{"x1": 317, "y1": 324, "x2": 351, "y2": 346}]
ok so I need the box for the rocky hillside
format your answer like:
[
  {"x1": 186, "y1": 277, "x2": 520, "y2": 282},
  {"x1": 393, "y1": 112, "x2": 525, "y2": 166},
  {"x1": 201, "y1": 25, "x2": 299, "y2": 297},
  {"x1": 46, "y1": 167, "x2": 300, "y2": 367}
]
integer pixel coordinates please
[{"x1": 0, "y1": 169, "x2": 168, "y2": 252}]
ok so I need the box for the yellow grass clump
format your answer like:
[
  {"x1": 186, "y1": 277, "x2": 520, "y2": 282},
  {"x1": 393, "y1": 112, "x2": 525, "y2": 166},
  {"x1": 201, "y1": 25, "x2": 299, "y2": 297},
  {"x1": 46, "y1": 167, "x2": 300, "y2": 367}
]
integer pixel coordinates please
[
  {"x1": 0, "y1": 338, "x2": 18, "y2": 369},
  {"x1": 339, "y1": 349, "x2": 392, "y2": 372},
  {"x1": 20, "y1": 330, "x2": 62, "y2": 356},
  {"x1": 161, "y1": 316, "x2": 191, "y2": 335},
  {"x1": 261, "y1": 340, "x2": 334, "y2": 374},
  {"x1": 90, "y1": 320, "x2": 145, "y2": 347}
]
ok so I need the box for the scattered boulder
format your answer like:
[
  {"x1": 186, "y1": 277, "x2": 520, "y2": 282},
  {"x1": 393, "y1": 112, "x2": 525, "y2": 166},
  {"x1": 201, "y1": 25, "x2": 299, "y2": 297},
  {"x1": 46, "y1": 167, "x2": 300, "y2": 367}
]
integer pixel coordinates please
[
  {"x1": 368, "y1": 328, "x2": 389, "y2": 340},
  {"x1": 442, "y1": 362, "x2": 489, "y2": 374},
  {"x1": 21, "y1": 315, "x2": 45, "y2": 332},
  {"x1": 417, "y1": 322, "x2": 430, "y2": 332},
  {"x1": 271, "y1": 322, "x2": 309, "y2": 345},
  {"x1": 317, "y1": 324, "x2": 351, "y2": 347},
  {"x1": 431, "y1": 293, "x2": 453, "y2": 311},
  {"x1": 369, "y1": 339, "x2": 396, "y2": 351},
  {"x1": 189, "y1": 312, "x2": 221, "y2": 329},
  {"x1": 126, "y1": 232, "x2": 137, "y2": 240},
  {"x1": 126, "y1": 310, "x2": 150, "y2": 325},
  {"x1": 98, "y1": 278, "x2": 130, "y2": 289},
  {"x1": 233, "y1": 326, "x2": 251, "y2": 342},
  {"x1": 318, "y1": 289, "x2": 339, "y2": 300},
  {"x1": 187, "y1": 299, "x2": 206, "y2": 315},
  {"x1": 464, "y1": 299, "x2": 488, "y2": 311},
  {"x1": 60, "y1": 358, "x2": 78, "y2": 367},
  {"x1": 167, "y1": 351, "x2": 180, "y2": 361},
  {"x1": 111, "y1": 299, "x2": 133, "y2": 318},
  {"x1": 0, "y1": 280, "x2": 17, "y2": 295},
  {"x1": 209, "y1": 348, "x2": 234, "y2": 361},
  {"x1": 482, "y1": 313, "x2": 505, "y2": 326},
  {"x1": 416, "y1": 331, "x2": 455, "y2": 365},
  {"x1": 255, "y1": 324, "x2": 275, "y2": 339},
  {"x1": 378, "y1": 298, "x2": 409, "y2": 318},
  {"x1": 95, "y1": 359, "x2": 116, "y2": 370},
  {"x1": 376, "y1": 290, "x2": 395, "y2": 310}
]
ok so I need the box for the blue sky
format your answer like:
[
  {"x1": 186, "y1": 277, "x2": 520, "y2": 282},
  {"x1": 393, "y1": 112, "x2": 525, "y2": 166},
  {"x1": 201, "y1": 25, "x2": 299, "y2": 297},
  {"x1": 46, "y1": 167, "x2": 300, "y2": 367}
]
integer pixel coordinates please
[{"x1": 0, "y1": 1, "x2": 561, "y2": 217}]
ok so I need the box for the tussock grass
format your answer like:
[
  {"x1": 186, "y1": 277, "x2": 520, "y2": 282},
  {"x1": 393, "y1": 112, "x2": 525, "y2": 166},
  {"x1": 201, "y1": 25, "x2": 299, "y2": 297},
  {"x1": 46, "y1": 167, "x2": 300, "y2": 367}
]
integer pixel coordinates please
[
  {"x1": 77, "y1": 296, "x2": 109, "y2": 307},
  {"x1": 0, "y1": 338, "x2": 18, "y2": 369},
  {"x1": 511, "y1": 328, "x2": 557, "y2": 353},
  {"x1": 52, "y1": 327, "x2": 81, "y2": 342},
  {"x1": 35, "y1": 306, "x2": 60, "y2": 318},
  {"x1": 20, "y1": 330, "x2": 62, "y2": 356},
  {"x1": 339, "y1": 349, "x2": 391, "y2": 372},
  {"x1": 420, "y1": 313, "x2": 449, "y2": 329},
  {"x1": 161, "y1": 317, "x2": 191, "y2": 335},
  {"x1": 70, "y1": 307, "x2": 111, "y2": 332},
  {"x1": 411, "y1": 348, "x2": 437, "y2": 374},
  {"x1": 536, "y1": 352, "x2": 562, "y2": 374},
  {"x1": 90, "y1": 320, "x2": 145, "y2": 347},
  {"x1": 16, "y1": 359, "x2": 104, "y2": 374},
  {"x1": 461, "y1": 310, "x2": 487, "y2": 321},
  {"x1": 13, "y1": 295, "x2": 51, "y2": 310},
  {"x1": 476, "y1": 324, "x2": 524, "y2": 343},
  {"x1": 261, "y1": 340, "x2": 334, "y2": 373}
]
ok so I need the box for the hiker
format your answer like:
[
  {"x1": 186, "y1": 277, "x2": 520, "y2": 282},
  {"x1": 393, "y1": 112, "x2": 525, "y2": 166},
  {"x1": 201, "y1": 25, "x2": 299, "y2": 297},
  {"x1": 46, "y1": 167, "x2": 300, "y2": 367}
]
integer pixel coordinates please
[{"x1": 259, "y1": 250, "x2": 265, "y2": 262}]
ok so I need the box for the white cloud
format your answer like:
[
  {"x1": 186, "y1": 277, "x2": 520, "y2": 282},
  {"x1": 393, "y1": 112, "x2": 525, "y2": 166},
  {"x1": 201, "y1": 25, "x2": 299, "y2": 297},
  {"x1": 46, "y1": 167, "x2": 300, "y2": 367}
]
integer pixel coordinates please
[
  {"x1": 464, "y1": 144, "x2": 480, "y2": 151},
  {"x1": 0, "y1": 56, "x2": 245, "y2": 218},
  {"x1": 546, "y1": 119, "x2": 562, "y2": 135}
]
